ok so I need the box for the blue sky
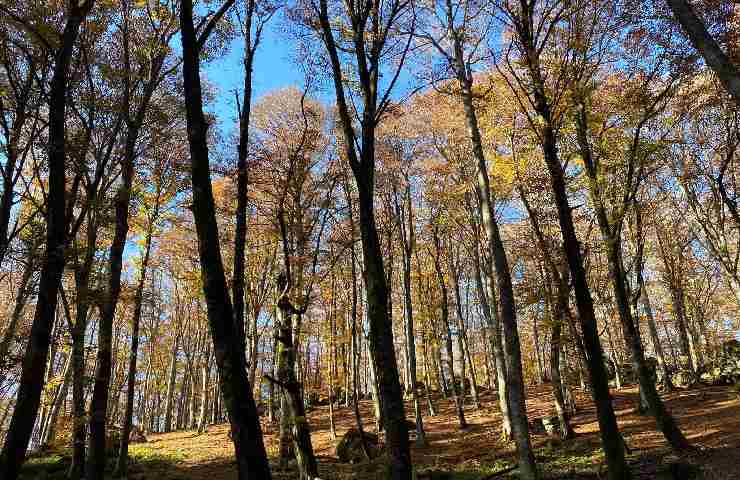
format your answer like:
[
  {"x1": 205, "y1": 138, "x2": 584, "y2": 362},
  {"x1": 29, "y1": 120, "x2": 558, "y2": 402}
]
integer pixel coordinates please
[{"x1": 204, "y1": 17, "x2": 305, "y2": 133}]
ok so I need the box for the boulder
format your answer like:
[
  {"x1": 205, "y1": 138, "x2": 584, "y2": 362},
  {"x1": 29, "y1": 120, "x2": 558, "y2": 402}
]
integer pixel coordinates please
[
  {"x1": 541, "y1": 415, "x2": 561, "y2": 436},
  {"x1": 530, "y1": 415, "x2": 561, "y2": 436},
  {"x1": 696, "y1": 340, "x2": 740, "y2": 386},
  {"x1": 671, "y1": 370, "x2": 698, "y2": 389},
  {"x1": 129, "y1": 426, "x2": 147, "y2": 444},
  {"x1": 335, "y1": 428, "x2": 381, "y2": 463}
]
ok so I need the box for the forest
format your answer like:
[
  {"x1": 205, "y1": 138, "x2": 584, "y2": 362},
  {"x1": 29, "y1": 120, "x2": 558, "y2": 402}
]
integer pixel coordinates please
[{"x1": 1, "y1": 0, "x2": 740, "y2": 479}]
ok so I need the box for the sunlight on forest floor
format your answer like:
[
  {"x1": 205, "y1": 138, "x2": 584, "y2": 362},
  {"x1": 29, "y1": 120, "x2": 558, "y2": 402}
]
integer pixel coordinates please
[{"x1": 20, "y1": 384, "x2": 740, "y2": 479}]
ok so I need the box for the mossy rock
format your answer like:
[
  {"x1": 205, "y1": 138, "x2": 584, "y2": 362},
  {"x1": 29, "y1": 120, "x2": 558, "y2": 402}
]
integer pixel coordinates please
[{"x1": 335, "y1": 428, "x2": 381, "y2": 463}]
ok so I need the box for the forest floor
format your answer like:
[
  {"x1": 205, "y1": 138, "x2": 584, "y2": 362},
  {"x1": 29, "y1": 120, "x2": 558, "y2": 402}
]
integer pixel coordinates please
[{"x1": 20, "y1": 383, "x2": 740, "y2": 479}]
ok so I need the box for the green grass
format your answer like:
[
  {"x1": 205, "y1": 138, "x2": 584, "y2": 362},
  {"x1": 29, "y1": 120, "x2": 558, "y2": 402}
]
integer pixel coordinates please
[
  {"x1": 20, "y1": 449, "x2": 71, "y2": 479},
  {"x1": 19, "y1": 444, "x2": 187, "y2": 480}
]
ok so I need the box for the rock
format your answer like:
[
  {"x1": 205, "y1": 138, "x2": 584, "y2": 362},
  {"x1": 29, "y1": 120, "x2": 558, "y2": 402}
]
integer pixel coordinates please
[
  {"x1": 541, "y1": 415, "x2": 561, "y2": 436},
  {"x1": 678, "y1": 355, "x2": 694, "y2": 370},
  {"x1": 129, "y1": 426, "x2": 147, "y2": 444},
  {"x1": 671, "y1": 370, "x2": 698, "y2": 389},
  {"x1": 723, "y1": 339, "x2": 740, "y2": 356},
  {"x1": 335, "y1": 428, "x2": 381, "y2": 463},
  {"x1": 530, "y1": 415, "x2": 560, "y2": 436}
]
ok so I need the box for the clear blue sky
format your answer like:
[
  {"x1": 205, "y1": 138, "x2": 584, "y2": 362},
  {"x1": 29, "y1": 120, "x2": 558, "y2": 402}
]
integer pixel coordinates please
[{"x1": 204, "y1": 16, "x2": 305, "y2": 133}]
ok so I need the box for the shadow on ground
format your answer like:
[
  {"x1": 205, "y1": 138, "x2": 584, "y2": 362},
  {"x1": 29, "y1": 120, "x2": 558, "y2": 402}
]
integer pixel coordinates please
[{"x1": 19, "y1": 385, "x2": 740, "y2": 479}]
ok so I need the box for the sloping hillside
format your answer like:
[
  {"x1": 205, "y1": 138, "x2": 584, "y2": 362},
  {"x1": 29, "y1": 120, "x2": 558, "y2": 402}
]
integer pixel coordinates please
[{"x1": 21, "y1": 385, "x2": 740, "y2": 479}]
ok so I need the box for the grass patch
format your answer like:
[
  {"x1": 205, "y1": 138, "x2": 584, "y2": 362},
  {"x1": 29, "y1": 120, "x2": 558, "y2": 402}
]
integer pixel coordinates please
[{"x1": 20, "y1": 449, "x2": 72, "y2": 480}]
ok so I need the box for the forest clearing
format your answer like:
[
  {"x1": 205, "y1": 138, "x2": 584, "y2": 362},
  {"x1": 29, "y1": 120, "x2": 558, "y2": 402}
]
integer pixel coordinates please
[{"x1": 3, "y1": 0, "x2": 740, "y2": 479}]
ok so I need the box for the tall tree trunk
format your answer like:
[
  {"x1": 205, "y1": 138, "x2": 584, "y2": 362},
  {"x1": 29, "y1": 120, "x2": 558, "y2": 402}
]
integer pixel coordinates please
[
  {"x1": 0, "y1": 257, "x2": 35, "y2": 371},
  {"x1": 533, "y1": 312, "x2": 544, "y2": 384},
  {"x1": 530, "y1": 93, "x2": 629, "y2": 480},
  {"x1": 460, "y1": 320, "x2": 480, "y2": 409},
  {"x1": 198, "y1": 347, "x2": 212, "y2": 433},
  {"x1": 274, "y1": 288, "x2": 318, "y2": 480},
  {"x1": 449, "y1": 253, "x2": 472, "y2": 404},
  {"x1": 665, "y1": 0, "x2": 740, "y2": 104},
  {"x1": 116, "y1": 220, "x2": 155, "y2": 476},
  {"x1": 545, "y1": 275, "x2": 574, "y2": 439},
  {"x1": 669, "y1": 283, "x2": 696, "y2": 372},
  {"x1": 445, "y1": 5, "x2": 538, "y2": 468},
  {"x1": 40, "y1": 354, "x2": 73, "y2": 447},
  {"x1": 576, "y1": 103, "x2": 691, "y2": 451},
  {"x1": 468, "y1": 216, "x2": 511, "y2": 436},
  {"x1": 639, "y1": 282, "x2": 673, "y2": 391},
  {"x1": 315, "y1": 1, "x2": 411, "y2": 474},
  {"x1": 233, "y1": 0, "x2": 259, "y2": 360},
  {"x1": 349, "y1": 250, "x2": 370, "y2": 456},
  {"x1": 394, "y1": 182, "x2": 427, "y2": 446},
  {"x1": 0, "y1": 4, "x2": 94, "y2": 478},
  {"x1": 431, "y1": 222, "x2": 467, "y2": 429},
  {"x1": 164, "y1": 337, "x2": 179, "y2": 433},
  {"x1": 179, "y1": 2, "x2": 272, "y2": 478},
  {"x1": 68, "y1": 230, "x2": 96, "y2": 480}
]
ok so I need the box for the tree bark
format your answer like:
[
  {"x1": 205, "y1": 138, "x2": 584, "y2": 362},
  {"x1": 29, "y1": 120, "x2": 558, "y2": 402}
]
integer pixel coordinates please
[
  {"x1": 315, "y1": 0, "x2": 411, "y2": 474},
  {"x1": 453, "y1": 55, "x2": 536, "y2": 472},
  {"x1": 639, "y1": 281, "x2": 673, "y2": 391},
  {"x1": 393, "y1": 182, "x2": 427, "y2": 446},
  {"x1": 116, "y1": 217, "x2": 155, "y2": 476},
  {"x1": 665, "y1": 0, "x2": 740, "y2": 104},
  {"x1": 179, "y1": 2, "x2": 272, "y2": 477},
  {"x1": 198, "y1": 347, "x2": 212, "y2": 433},
  {"x1": 0, "y1": 3, "x2": 94, "y2": 478},
  {"x1": 431, "y1": 221, "x2": 467, "y2": 429},
  {"x1": 274, "y1": 286, "x2": 318, "y2": 479},
  {"x1": 40, "y1": 354, "x2": 73, "y2": 448},
  {"x1": 468, "y1": 210, "x2": 512, "y2": 436}
]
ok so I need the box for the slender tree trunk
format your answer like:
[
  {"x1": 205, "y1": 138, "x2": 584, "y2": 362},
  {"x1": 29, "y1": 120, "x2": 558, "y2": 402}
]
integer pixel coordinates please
[
  {"x1": 394, "y1": 183, "x2": 427, "y2": 446},
  {"x1": 446, "y1": 10, "x2": 538, "y2": 468},
  {"x1": 469, "y1": 221, "x2": 511, "y2": 436},
  {"x1": 665, "y1": 0, "x2": 740, "y2": 104},
  {"x1": 530, "y1": 95, "x2": 629, "y2": 480},
  {"x1": 420, "y1": 334, "x2": 437, "y2": 417},
  {"x1": 460, "y1": 323, "x2": 480, "y2": 409},
  {"x1": 233, "y1": 0, "x2": 259, "y2": 361},
  {"x1": 576, "y1": 104, "x2": 691, "y2": 451},
  {"x1": 40, "y1": 354, "x2": 73, "y2": 447},
  {"x1": 198, "y1": 347, "x2": 212, "y2": 433},
  {"x1": 533, "y1": 313, "x2": 544, "y2": 384},
  {"x1": 179, "y1": 3, "x2": 272, "y2": 477},
  {"x1": 669, "y1": 283, "x2": 695, "y2": 372},
  {"x1": 430, "y1": 223, "x2": 466, "y2": 429},
  {"x1": 347, "y1": 242, "x2": 370, "y2": 456},
  {"x1": 545, "y1": 276, "x2": 574, "y2": 439},
  {"x1": 164, "y1": 337, "x2": 179, "y2": 433},
  {"x1": 116, "y1": 219, "x2": 154, "y2": 476},
  {"x1": 274, "y1": 292, "x2": 318, "y2": 479},
  {"x1": 449, "y1": 254, "x2": 471, "y2": 405},
  {"x1": 0, "y1": 258, "x2": 34, "y2": 370},
  {"x1": 0, "y1": 5, "x2": 93, "y2": 478},
  {"x1": 639, "y1": 284, "x2": 673, "y2": 391}
]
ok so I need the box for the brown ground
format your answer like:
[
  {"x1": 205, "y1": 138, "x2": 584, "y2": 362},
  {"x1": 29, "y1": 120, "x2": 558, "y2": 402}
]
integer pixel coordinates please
[
  {"x1": 115, "y1": 384, "x2": 740, "y2": 479},
  {"x1": 22, "y1": 384, "x2": 740, "y2": 479}
]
